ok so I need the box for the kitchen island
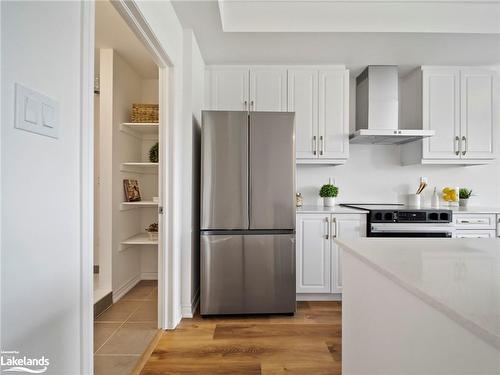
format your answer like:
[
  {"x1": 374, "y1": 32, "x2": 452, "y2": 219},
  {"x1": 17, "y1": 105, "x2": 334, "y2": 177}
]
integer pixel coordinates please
[{"x1": 335, "y1": 238, "x2": 500, "y2": 375}]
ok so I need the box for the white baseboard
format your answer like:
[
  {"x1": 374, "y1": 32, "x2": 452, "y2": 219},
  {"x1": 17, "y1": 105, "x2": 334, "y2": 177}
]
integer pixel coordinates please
[
  {"x1": 141, "y1": 272, "x2": 158, "y2": 280},
  {"x1": 181, "y1": 288, "x2": 200, "y2": 318},
  {"x1": 297, "y1": 293, "x2": 342, "y2": 301},
  {"x1": 113, "y1": 274, "x2": 141, "y2": 303}
]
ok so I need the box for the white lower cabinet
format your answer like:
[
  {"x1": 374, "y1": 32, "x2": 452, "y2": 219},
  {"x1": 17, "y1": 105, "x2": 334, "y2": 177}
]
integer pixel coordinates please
[
  {"x1": 296, "y1": 213, "x2": 366, "y2": 297},
  {"x1": 296, "y1": 214, "x2": 331, "y2": 293},
  {"x1": 455, "y1": 230, "x2": 496, "y2": 239},
  {"x1": 453, "y1": 213, "x2": 498, "y2": 238}
]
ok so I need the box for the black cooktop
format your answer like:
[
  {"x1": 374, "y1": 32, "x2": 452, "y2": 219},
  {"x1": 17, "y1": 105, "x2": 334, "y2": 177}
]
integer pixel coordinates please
[{"x1": 341, "y1": 203, "x2": 453, "y2": 223}]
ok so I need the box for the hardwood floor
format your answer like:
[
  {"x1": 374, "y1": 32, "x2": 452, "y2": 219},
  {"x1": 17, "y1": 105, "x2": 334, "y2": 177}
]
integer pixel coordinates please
[{"x1": 140, "y1": 301, "x2": 342, "y2": 375}]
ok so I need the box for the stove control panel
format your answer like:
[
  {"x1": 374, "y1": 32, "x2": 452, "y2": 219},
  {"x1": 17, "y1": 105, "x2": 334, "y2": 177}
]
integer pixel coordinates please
[{"x1": 371, "y1": 210, "x2": 452, "y2": 223}]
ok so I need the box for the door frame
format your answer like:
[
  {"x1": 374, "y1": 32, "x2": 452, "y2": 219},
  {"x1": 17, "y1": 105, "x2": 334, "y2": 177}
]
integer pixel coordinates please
[{"x1": 80, "y1": 1, "x2": 177, "y2": 373}]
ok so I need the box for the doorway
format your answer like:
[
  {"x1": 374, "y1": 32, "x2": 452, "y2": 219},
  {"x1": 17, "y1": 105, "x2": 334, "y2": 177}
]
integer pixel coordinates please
[{"x1": 91, "y1": 1, "x2": 167, "y2": 373}]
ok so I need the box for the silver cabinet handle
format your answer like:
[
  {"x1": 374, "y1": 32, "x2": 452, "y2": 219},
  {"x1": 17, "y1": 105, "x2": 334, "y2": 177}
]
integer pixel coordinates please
[
  {"x1": 462, "y1": 136, "x2": 467, "y2": 156},
  {"x1": 455, "y1": 136, "x2": 460, "y2": 156},
  {"x1": 244, "y1": 100, "x2": 248, "y2": 110},
  {"x1": 319, "y1": 136, "x2": 324, "y2": 155},
  {"x1": 313, "y1": 136, "x2": 317, "y2": 155},
  {"x1": 250, "y1": 100, "x2": 254, "y2": 110},
  {"x1": 331, "y1": 218, "x2": 337, "y2": 238},
  {"x1": 326, "y1": 217, "x2": 330, "y2": 239}
]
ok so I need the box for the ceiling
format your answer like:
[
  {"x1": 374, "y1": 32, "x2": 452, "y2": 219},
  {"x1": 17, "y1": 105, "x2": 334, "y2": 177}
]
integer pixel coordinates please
[
  {"x1": 218, "y1": 1, "x2": 500, "y2": 33},
  {"x1": 172, "y1": 1, "x2": 500, "y2": 76},
  {"x1": 95, "y1": 1, "x2": 158, "y2": 78}
]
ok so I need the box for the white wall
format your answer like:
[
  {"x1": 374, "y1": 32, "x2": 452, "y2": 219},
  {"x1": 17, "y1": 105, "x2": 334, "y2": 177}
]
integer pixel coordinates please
[
  {"x1": 100, "y1": 49, "x2": 160, "y2": 299},
  {"x1": 297, "y1": 77, "x2": 500, "y2": 207},
  {"x1": 181, "y1": 30, "x2": 205, "y2": 317},
  {"x1": 1, "y1": 2, "x2": 82, "y2": 373}
]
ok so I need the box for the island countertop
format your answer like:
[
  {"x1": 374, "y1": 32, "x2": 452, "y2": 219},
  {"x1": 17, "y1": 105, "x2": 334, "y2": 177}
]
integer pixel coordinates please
[{"x1": 335, "y1": 238, "x2": 500, "y2": 350}]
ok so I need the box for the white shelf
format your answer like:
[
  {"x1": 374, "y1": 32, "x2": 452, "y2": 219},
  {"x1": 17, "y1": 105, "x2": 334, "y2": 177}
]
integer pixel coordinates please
[
  {"x1": 120, "y1": 232, "x2": 158, "y2": 250},
  {"x1": 120, "y1": 123, "x2": 159, "y2": 139},
  {"x1": 120, "y1": 162, "x2": 159, "y2": 173},
  {"x1": 120, "y1": 201, "x2": 159, "y2": 211}
]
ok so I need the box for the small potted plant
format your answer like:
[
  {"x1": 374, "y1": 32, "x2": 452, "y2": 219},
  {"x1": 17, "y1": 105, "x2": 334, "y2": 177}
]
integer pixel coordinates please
[
  {"x1": 319, "y1": 183, "x2": 339, "y2": 207},
  {"x1": 145, "y1": 222, "x2": 158, "y2": 240},
  {"x1": 459, "y1": 188, "x2": 473, "y2": 207},
  {"x1": 149, "y1": 142, "x2": 159, "y2": 163}
]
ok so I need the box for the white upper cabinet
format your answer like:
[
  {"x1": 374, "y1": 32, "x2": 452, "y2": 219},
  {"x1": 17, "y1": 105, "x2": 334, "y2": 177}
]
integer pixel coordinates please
[
  {"x1": 296, "y1": 214, "x2": 331, "y2": 294},
  {"x1": 318, "y1": 69, "x2": 349, "y2": 159},
  {"x1": 249, "y1": 67, "x2": 287, "y2": 112},
  {"x1": 206, "y1": 65, "x2": 349, "y2": 164},
  {"x1": 208, "y1": 66, "x2": 249, "y2": 111},
  {"x1": 288, "y1": 68, "x2": 318, "y2": 159},
  {"x1": 460, "y1": 69, "x2": 496, "y2": 159},
  {"x1": 401, "y1": 66, "x2": 497, "y2": 165},
  {"x1": 288, "y1": 66, "x2": 349, "y2": 163},
  {"x1": 422, "y1": 67, "x2": 461, "y2": 159}
]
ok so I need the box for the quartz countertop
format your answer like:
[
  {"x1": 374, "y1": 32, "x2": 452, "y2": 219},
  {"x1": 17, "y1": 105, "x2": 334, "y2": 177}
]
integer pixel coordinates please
[
  {"x1": 335, "y1": 238, "x2": 500, "y2": 350},
  {"x1": 448, "y1": 206, "x2": 500, "y2": 214},
  {"x1": 296, "y1": 205, "x2": 369, "y2": 214}
]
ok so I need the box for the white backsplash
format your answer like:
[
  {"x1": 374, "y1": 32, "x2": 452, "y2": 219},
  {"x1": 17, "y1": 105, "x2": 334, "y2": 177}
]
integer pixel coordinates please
[{"x1": 296, "y1": 144, "x2": 500, "y2": 207}]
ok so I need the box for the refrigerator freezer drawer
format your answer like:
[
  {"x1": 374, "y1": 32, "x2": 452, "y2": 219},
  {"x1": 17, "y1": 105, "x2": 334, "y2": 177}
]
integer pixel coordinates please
[{"x1": 200, "y1": 233, "x2": 296, "y2": 315}]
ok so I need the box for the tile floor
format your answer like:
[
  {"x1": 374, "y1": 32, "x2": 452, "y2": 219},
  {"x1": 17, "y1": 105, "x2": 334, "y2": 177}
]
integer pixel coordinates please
[{"x1": 94, "y1": 280, "x2": 159, "y2": 375}]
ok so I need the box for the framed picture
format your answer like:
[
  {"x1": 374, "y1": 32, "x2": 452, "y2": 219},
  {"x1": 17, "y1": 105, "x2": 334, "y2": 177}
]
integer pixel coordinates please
[{"x1": 123, "y1": 179, "x2": 142, "y2": 202}]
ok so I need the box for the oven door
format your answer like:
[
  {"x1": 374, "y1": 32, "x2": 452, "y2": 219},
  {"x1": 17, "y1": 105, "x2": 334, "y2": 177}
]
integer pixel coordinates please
[{"x1": 369, "y1": 223, "x2": 455, "y2": 238}]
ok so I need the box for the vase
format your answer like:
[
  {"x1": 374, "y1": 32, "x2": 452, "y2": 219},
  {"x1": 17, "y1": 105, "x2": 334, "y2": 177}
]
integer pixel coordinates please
[
  {"x1": 459, "y1": 199, "x2": 469, "y2": 207},
  {"x1": 323, "y1": 197, "x2": 336, "y2": 207}
]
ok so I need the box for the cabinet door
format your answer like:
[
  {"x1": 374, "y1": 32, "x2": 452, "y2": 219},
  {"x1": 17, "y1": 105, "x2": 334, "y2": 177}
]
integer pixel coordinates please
[
  {"x1": 209, "y1": 67, "x2": 249, "y2": 111},
  {"x1": 422, "y1": 68, "x2": 460, "y2": 159},
  {"x1": 318, "y1": 69, "x2": 349, "y2": 159},
  {"x1": 296, "y1": 214, "x2": 331, "y2": 293},
  {"x1": 331, "y1": 214, "x2": 366, "y2": 294},
  {"x1": 288, "y1": 68, "x2": 318, "y2": 159},
  {"x1": 249, "y1": 67, "x2": 287, "y2": 112},
  {"x1": 460, "y1": 69, "x2": 496, "y2": 159}
]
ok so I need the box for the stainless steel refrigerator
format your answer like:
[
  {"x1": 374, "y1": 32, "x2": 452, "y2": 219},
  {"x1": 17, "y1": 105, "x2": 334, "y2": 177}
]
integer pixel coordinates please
[{"x1": 200, "y1": 110, "x2": 296, "y2": 315}]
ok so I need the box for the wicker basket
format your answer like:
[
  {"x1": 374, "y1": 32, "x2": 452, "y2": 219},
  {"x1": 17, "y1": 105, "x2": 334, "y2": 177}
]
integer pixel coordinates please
[{"x1": 131, "y1": 104, "x2": 159, "y2": 123}]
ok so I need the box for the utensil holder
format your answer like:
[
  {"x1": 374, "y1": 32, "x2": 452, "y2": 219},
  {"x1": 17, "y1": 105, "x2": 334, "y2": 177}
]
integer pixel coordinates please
[{"x1": 408, "y1": 194, "x2": 421, "y2": 207}]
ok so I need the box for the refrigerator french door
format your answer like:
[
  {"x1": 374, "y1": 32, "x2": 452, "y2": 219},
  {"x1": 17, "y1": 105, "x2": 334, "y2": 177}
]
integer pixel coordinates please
[{"x1": 200, "y1": 111, "x2": 296, "y2": 315}]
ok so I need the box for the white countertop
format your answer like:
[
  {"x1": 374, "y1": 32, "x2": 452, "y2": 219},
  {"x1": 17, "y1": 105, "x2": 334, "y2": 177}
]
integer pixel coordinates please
[
  {"x1": 297, "y1": 205, "x2": 500, "y2": 214},
  {"x1": 335, "y1": 238, "x2": 500, "y2": 350},
  {"x1": 296, "y1": 205, "x2": 369, "y2": 214},
  {"x1": 448, "y1": 206, "x2": 500, "y2": 214}
]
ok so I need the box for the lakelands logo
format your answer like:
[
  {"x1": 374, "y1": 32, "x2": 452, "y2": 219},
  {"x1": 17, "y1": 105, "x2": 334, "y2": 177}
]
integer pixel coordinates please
[{"x1": 1, "y1": 351, "x2": 50, "y2": 373}]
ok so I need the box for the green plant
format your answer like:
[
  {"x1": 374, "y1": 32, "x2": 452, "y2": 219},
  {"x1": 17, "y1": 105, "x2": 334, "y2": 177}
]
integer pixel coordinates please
[
  {"x1": 146, "y1": 223, "x2": 158, "y2": 232},
  {"x1": 149, "y1": 142, "x2": 159, "y2": 163},
  {"x1": 459, "y1": 188, "x2": 473, "y2": 199},
  {"x1": 319, "y1": 184, "x2": 338, "y2": 198}
]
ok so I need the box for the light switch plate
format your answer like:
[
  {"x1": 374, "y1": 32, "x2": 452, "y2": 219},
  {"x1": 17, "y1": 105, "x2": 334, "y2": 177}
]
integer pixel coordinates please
[{"x1": 15, "y1": 83, "x2": 59, "y2": 138}]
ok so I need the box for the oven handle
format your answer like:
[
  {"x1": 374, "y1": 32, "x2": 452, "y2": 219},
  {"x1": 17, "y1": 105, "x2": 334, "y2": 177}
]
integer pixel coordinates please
[{"x1": 371, "y1": 224, "x2": 456, "y2": 233}]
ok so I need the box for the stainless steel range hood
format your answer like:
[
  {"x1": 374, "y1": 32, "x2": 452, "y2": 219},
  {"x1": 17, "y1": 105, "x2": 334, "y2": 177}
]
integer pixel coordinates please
[{"x1": 351, "y1": 66, "x2": 434, "y2": 145}]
